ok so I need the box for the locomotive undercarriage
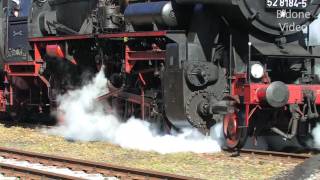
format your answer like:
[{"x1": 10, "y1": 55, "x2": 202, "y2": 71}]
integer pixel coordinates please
[
  {"x1": 0, "y1": 0, "x2": 319, "y2": 151},
  {"x1": 19, "y1": 29, "x2": 319, "y2": 150}
]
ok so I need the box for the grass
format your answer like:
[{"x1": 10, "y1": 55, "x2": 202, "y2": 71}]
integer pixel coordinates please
[{"x1": 0, "y1": 124, "x2": 299, "y2": 179}]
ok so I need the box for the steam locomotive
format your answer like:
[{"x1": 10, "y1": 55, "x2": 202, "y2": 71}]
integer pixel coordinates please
[{"x1": 0, "y1": 0, "x2": 320, "y2": 150}]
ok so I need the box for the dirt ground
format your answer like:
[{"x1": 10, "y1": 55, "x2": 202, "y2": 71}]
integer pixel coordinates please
[{"x1": 0, "y1": 124, "x2": 300, "y2": 180}]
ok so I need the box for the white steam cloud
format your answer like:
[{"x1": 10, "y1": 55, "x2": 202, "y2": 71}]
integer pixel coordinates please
[
  {"x1": 48, "y1": 70, "x2": 222, "y2": 154},
  {"x1": 312, "y1": 123, "x2": 320, "y2": 149},
  {"x1": 307, "y1": 14, "x2": 320, "y2": 46},
  {"x1": 12, "y1": 0, "x2": 20, "y2": 5}
]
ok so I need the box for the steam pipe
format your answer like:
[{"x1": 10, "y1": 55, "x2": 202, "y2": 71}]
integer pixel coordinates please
[
  {"x1": 271, "y1": 119, "x2": 298, "y2": 139},
  {"x1": 271, "y1": 105, "x2": 300, "y2": 139}
]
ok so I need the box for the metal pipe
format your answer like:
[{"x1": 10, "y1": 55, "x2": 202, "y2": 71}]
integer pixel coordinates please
[
  {"x1": 247, "y1": 42, "x2": 252, "y2": 83},
  {"x1": 271, "y1": 117, "x2": 298, "y2": 139},
  {"x1": 124, "y1": 1, "x2": 177, "y2": 27},
  {"x1": 229, "y1": 33, "x2": 233, "y2": 94},
  {"x1": 271, "y1": 105, "x2": 300, "y2": 139}
]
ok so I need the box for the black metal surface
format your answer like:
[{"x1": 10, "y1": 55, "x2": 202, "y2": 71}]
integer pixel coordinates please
[
  {"x1": 6, "y1": 16, "x2": 30, "y2": 61},
  {"x1": 163, "y1": 42, "x2": 191, "y2": 128},
  {"x1": 185, "y1": 61, "x2": 218, "y2": 87},
  {"x1": 185, "y1": 90, "x2": 214, "y2": 131},
  {"x1": 176, "y1": 0, "x2": 320, "y2": 36},
  {"x1": 98, "y1": 4, "x2": 121, "y2": 31},
  {"x1": 49, "y1": 0, "x2": 97, "y2": 33}
]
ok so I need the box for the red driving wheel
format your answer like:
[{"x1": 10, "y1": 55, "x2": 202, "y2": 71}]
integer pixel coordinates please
[{"x1": 223, "y1": 111, "x2": 248, "y2": 150}]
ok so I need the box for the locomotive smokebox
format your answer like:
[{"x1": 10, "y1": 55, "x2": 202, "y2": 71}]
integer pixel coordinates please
[
  {"x1": 176, "y1": 0, "x2": 320, "y2": 37},
  {"x1": 257, "y1": 81, "x2": 289, "y2": 108},
  {"x1": 124, "y1": 1, "x2": 177, "y2": 27}
]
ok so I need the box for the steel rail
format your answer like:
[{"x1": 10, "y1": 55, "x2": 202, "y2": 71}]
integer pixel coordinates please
[
  {"x1": 0, "y1": 163, "x2": 85, "y2": 180},
  {"x1": 239, "y1": 149, "x2": 313, "y2": 160},
  {"x1": 0, "y1": 147, "x2": 198, "y2": 180}
]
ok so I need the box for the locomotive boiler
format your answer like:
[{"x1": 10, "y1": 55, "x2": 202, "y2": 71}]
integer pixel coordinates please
[{"x1": 0, "y1": 0, "x2": 320, "y2": 150}]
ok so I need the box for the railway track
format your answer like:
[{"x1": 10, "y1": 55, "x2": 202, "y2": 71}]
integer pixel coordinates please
[
  {"x1": 239, "y1": 149, "x2": 314, "y2": 161},
  {"x1": 0, "y1": 163, "x2": 86, "y2": 180},
  {"x1": 0, "y1": 147, "x2": 197, "y2": 180}
]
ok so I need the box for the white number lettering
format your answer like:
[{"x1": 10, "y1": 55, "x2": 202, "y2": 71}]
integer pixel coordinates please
[
  {"x1": 288, "y1": 0, "x2": 294, "y2": 7},
  {"x1": 266, "y1": 0, "x2": 273, "y2": 7},
  {"x1": 280, "y1": 0, "x2": 285, "y2": 6},
  {"x1": 301, "y1": 0, "x2": 307, "y2": 8}
]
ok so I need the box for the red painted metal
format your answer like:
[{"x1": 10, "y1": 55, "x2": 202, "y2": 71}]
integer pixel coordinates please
[
  {"x1": 125, "y1": 46, "x2": 135, "y2": 73},
  {"x1": 6, "y1": 73, "x2": 35, "y2": 77},
  {"x1": 4, "y1": 44, "x2": 42, "y2": 76},
  {"x1": 70, "y1": 58, "x2": 78, "y2": 65},
  {"x1": 256, "y1": 87, "x2": 267, "y2": 103},
  {"x1": 138, "y1": 73, "x2": 147, "y2": 120},
  {"x1": 223, "y1": 112, "x2": 240, "y2": 148},
  {"x1": 46, "y1": 45, "x2": 65, "y2": 59},
  {"x1": 38, "y1": 75, "x2": 50, "y2": 88},
  {"x1": 9, "y1": 85, "x2": 13, "y2": 106},
  {"x1": 4, "y1": 44, "x2": 50, "y2": 91},
  {"x1": 34, "y1": 43, "x2": 43, "y2": 62},
  {"x1": 5, "y1": 63, "x2": 37, "y2": 76},
  {"x1": 34, "y1": 44, "x2": 43, "y2": 77},
  {"x1": 45, "y1": 44, "x2": 77, "y2": 65},
  {"x1": 232, "y1": 73, "x2": 320, "y2": 105},
  {"x1": 125, "y1": 46, "x2": 165, "y2": 73},
  {"x1": 29, "y1": 31, "x2": 166, "y2": 42},
  {"x1": 127, "y1": 50, "x2": 166, "y2": 61},
  {"x1": 248, "y1": 105, "x2": 262, "y2": 123},
  {"x1": 5, "y1": 61, "x2": 38, "y2": 66},
  {"x1": 232, "y1": 73, "x2": 320, "y2": 126},
  {"x1": 243, "y1": 84, "x2": 320, "y2": 105},
  {"x1": 138, "y1": 73, "x2": 146, "y2": 86},
  {"x1": 5, "y1": 44, "x2": 41, "y2": 77}
]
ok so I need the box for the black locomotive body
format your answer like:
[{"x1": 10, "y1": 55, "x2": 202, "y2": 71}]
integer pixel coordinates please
[{"x1": 0, "y1": 0, "x2": 320, "y2": 150}]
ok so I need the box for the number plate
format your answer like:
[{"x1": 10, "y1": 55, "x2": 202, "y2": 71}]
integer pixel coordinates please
[{"x1": 266, "y1": 0, "x2": 309, "y2": 9}]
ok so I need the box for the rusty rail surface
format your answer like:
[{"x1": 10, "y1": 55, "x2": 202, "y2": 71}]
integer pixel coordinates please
[
  {"x1": 239, "y1": 149, "x2": 313, "y2": 160},
  {"x1": 0, "y1": 147, "x2": 197, "y2": 180},
  {"x1": 0, "y1": 163, "x2": 85, "y2": 180}
]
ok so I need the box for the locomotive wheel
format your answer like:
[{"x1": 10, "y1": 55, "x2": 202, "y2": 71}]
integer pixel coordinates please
[{"x1": 223, "y1": 111, "x2": 248, "y2": 150}]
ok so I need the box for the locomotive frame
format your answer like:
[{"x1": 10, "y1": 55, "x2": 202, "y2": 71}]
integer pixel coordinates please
[{"x1": 1, "y1": 0, "x2": 320, "y2": 150}]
